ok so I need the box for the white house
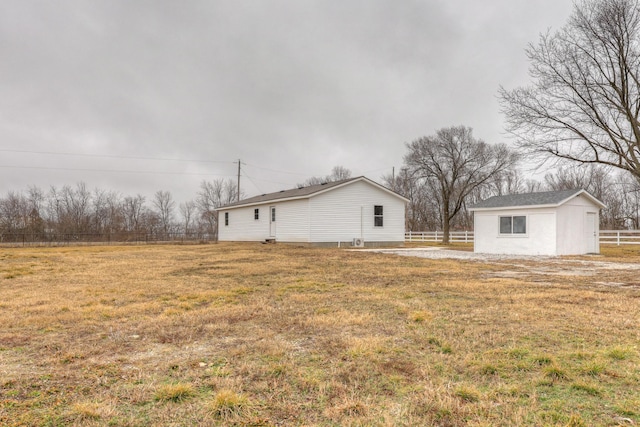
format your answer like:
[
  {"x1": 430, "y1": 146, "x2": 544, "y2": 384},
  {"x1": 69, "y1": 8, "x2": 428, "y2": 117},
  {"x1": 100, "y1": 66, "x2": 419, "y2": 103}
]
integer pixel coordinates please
[
  {"x1": 469, "y1": 189, "x2": 606, "y2": 256},
  {"x1": 216, "y1": 176, "x2": 408, "y2": 246}
]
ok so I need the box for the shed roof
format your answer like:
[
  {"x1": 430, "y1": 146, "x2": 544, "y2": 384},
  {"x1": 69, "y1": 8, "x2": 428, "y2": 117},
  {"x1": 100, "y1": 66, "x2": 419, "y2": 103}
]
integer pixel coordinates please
[
  {"x1": 216, "y1": 176, "x2": 408, "y2": 210},
  {"x1": 468, "y1": 188, "x2": 606, "y2": 211}
]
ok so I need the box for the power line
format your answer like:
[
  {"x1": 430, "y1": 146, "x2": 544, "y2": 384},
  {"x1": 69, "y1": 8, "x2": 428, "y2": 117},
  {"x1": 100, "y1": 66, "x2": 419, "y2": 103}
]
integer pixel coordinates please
[
  {"x1": 242, "y1": 162, "x2": 318, "y2": 177},
  {"x1": 0, "y1": 148, "x2": 235, "y2": 164},
  {"x1": 0, "y1": 164, "x2": 232, "y2": 177}
]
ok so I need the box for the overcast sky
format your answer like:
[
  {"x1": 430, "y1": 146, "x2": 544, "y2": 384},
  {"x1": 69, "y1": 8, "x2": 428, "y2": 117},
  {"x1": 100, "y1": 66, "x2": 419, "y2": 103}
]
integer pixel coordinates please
[{"x1": 0, "y1": 0, "x2": 574, "y2": 204}]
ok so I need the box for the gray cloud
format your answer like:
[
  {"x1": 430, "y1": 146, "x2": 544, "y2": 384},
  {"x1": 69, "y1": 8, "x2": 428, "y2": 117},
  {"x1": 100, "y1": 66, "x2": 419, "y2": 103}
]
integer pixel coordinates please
[{"x1": 0, "y1": 0, "x2": 574, "y2": 201}]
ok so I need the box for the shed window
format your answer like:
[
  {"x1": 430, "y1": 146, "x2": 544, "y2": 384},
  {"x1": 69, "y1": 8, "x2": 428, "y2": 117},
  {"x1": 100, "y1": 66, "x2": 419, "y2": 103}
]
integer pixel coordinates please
[
  {"x1": 374, "y1": 205, "x2": 383, "y2": 227},
  {"x1": 224, "y1": 212, "x2": 229, "y2": 226},
  {"x1": 499, "y1": 215, "x2": 526, "y2": 234},
  {"x1": 254, "y1": 208, "x2": 259, "y2": 220}
]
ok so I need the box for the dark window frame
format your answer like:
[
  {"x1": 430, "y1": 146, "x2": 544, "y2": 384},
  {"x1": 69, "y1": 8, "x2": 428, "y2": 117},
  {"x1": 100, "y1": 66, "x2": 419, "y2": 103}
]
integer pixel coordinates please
[
  {"x1": 224, "y1": 212, "x2": 229, "y2": 226},
  {"x1": 254, "y1": 208, "x2": 259, "y2": 220},
  {"x1": 374, "y1": 205, "x2": 384, "y2": 227}
]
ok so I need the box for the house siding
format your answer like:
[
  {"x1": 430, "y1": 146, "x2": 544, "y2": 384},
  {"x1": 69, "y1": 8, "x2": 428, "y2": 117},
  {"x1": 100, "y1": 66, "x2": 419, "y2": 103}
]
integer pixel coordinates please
[
  {"x1": 218, "y1": 199, "x2": 309, "y2": 242},
  {"x1": 269, "y1": 199, "x2": 310, "y2": 242},
  {"x1": 217, "y1": 178, "x2": 406, "y2": 245},
  {"x1": 473, "y1": 208, "x2": 557, "y2": 255},
  {"x1": 308, "y1": 180, "x2": 405, "y2": 243},
  {"x1": 472, "y1": 192, "x2": 603, "y2": 256},
  {"x1": 555, "y1": 195, "x2": 600, "y2": 255}
]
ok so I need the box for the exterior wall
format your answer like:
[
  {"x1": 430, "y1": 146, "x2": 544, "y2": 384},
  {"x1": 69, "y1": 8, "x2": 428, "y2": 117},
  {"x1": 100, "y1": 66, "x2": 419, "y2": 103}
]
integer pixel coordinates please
[
  {"x1": 270, "y1": 199, "x2": 311, "y2": 242},
  {"x1": 218, "y1": 180, "x2": 406, "y2": 245},
  {"x1": 218, "y1": 199, "x2": 309, "y2": 242},
  {"x1": 555, "y1": 195, "x2": 601, "y2": 255},
  {"x1": 308, "y1": 180, "x2": 405, "y2": 244},
  {"x1": 473, "y1": 207, "x2": 557, "y2": 255}
]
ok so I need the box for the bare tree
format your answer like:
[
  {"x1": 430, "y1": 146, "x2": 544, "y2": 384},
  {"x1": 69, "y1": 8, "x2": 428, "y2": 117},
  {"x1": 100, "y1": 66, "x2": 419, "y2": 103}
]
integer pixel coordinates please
[
  {"x1": 299, "y1": 166, "x2": 353, "y2": 187},
  {"x1": 197, "y1": 179, "x2": 239, "y2": 238},
  {"x1": 382, "y1": 167, "x2": 440, "y2": 231},
  {"x1": 153, "y1": 190, "x2": 175, "y2": 235},
  {"x1": 122, "y1": 194, "x2": 146, "y2": 233},
  {"x1": 179, "y1": 200, "x2": 197, "y2": 235},
  {"x1": 405, "y1": 126, "x2": 519, "y2": 243},
  {"x1": 500, "y1": 0, "x2": 640, "y2": 180}
]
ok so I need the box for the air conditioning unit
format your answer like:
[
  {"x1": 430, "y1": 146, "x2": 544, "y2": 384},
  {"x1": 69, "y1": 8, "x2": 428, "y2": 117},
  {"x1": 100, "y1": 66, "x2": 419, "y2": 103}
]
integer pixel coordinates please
[{"x1": 352, "y1": 237, "x2": 365, "y2": 248}]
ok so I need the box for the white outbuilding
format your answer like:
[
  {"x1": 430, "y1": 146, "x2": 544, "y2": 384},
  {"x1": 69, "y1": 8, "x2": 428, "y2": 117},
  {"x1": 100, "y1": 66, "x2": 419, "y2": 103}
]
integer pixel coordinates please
[
  {"x1": 216, "y1": 176, "x2": 408, "y2": 247},
  {"x1": 469, "y1": 189, "x2": 606, "y2": 256}
]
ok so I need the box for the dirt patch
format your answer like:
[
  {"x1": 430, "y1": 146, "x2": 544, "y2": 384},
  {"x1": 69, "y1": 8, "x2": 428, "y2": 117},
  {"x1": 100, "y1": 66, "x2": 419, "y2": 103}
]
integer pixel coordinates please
[{"x1": 362, "y1": 247, "x2": 640, "y2": 288}]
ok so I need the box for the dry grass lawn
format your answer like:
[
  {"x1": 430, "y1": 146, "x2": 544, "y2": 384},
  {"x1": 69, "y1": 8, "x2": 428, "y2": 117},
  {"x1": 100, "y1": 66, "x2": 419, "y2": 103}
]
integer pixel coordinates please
[{"x1": 0, "y1": 243, "x2": 639, "y2": 426}]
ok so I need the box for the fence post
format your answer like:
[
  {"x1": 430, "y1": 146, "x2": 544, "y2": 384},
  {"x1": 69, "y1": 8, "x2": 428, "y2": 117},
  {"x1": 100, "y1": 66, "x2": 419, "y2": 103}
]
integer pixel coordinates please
[
  {"x1": 465, "y1": 230, "x2": 468, "y2": 243},
  {"x1": 617, "y1": 230, "x2": 620, "y2": 246}
]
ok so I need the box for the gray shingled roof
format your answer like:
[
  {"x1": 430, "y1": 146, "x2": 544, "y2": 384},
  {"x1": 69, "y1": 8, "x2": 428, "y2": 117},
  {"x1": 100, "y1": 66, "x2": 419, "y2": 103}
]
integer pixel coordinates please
[
  {"x1": 218, "y1": 177, "x2": 362, "y2": 209},
  {"x1": 469, "y1": 188, "x2": 591, "y2": 210}
]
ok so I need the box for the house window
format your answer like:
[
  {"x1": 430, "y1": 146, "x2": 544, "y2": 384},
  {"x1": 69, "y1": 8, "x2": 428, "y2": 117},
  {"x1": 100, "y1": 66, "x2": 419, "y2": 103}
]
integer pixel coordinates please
[
  {"x1": 224, "y1": 212, "x2": 229, "y2": 226},
  {"x1": 499, "y1": 215, "x2": 526, "y2": 234},
  {"x1": 254, "y1": 208, "x2": 259, "y2": 220},
  {"x1": 271, "y1": 207, "x2": 276, "y2": 222},
  {"x1": 374, "y1": 205, "x2": 383, "y2": 227}
]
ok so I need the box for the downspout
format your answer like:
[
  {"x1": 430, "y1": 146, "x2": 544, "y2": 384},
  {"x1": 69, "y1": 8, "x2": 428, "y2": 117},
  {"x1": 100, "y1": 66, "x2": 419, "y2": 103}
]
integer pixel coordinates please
[{"x1": 360, "y1": 206, "x2": 364, "y2": 242}]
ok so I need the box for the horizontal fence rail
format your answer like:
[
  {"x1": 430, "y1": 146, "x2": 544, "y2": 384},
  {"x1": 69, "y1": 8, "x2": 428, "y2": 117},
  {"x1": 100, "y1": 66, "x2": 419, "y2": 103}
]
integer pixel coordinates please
[
  {"x1": 0, "y1": 232, "x2": 215, "y2": 247},
  {"x1": 406, "y1": 230, "x2": 640, "y2": 246},
  {"x1": 405, "y1": 231, "x2": 474, "y2": 243},
  {"x1": 599, "y1": 230, "x2": 640, "y2": 245}
]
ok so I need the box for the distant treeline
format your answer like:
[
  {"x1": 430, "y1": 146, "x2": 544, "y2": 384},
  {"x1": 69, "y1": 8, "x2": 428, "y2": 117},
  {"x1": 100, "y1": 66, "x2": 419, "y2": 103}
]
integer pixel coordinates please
[
  {"x1": 2, "y1": 163, "x2": 639, "y2": 245},
  {"x1": 384, "y1": 164, "x2": 640, "y2": 232},
  {"x1": 0, "y1": 179, "x2": 238, "y2": 243}
]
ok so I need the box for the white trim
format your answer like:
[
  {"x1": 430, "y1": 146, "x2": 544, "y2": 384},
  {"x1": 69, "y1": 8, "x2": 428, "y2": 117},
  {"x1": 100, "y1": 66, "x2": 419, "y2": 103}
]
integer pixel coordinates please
[
  {"x1": 470, "y1": 189, "x2": 606, "y2": 212},
  {"x1": 216, "y1": 177, "x2": 409, "y2": 211},
  {"x1": 497, "y1": 214, "x2": 528, "y2": 238}
]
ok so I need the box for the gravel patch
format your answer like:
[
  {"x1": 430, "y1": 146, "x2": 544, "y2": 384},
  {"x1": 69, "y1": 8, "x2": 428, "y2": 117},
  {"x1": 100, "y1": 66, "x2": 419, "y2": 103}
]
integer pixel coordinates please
[{"x1": 356, "y1": 247, "x2": 640, "y2": 271}]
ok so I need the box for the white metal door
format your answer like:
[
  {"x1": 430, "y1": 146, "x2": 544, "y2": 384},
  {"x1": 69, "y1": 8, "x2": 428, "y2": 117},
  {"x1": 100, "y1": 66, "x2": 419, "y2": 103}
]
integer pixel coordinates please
[
  {"x1": 269, "y1": 206, "x2": 276, "y2": 237},
  {"x1": 586, "y1": 212, "x2": 597, "y2": 253}
]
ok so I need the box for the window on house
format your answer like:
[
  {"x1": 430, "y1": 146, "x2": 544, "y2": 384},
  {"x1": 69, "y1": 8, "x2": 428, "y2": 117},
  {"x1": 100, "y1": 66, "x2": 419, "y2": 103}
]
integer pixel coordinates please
[
  {"x1": 224, "y1": 212, "x2": 229, "y2": 226},
  {"x1": 271, "y1": 207, "x2": 276, "y2": 222},
  {"x1": 499, "y1": 215, "x2": 526, "y2": 234},
  {"x1": 254, "y1": 208, "x2": 259, "y2": 220},
  {"x1": 374, "y1": 205, "x2": 383, "y2": 227}
]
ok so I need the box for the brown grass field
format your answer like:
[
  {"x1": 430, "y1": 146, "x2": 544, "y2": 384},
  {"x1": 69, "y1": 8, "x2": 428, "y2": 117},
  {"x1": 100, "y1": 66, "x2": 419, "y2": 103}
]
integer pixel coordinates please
[{"x1": 0, "y1": 243, "x2": 639, "y2": 426}]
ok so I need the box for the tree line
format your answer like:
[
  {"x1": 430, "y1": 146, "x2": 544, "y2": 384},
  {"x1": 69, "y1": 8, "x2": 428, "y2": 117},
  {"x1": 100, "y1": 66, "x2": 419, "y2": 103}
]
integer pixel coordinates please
[
  {"x1": 384, "y1": 130, "x2": 640, "y2": 237},
  {"x1": 0, "y1": 180, "x2": 238, "y2": 243}
]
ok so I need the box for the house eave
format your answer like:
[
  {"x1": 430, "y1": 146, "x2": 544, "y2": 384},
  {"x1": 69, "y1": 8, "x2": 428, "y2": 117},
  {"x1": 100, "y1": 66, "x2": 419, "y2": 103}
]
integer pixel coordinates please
[{"x1": 215, "y1": 176, "x2": 409, "y2": 211}]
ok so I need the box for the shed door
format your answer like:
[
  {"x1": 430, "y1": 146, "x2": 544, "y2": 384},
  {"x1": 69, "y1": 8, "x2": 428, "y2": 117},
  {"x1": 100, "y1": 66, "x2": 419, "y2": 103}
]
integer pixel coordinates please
[
  {"x1": 269, "y1": 206, "x2": 276, "y2": 238},
  {"x1": 586, "y1": 212, "x2": 597, "y2": 253}
]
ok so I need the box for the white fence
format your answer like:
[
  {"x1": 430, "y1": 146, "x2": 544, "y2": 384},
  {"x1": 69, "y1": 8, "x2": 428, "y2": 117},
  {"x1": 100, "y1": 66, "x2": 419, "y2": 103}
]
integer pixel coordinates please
[
  {"x1": 405, "y1": 231, "x2": 474, "y2": 243},
  {"x1": 599, "y1": 230, "x2": 640, "y2": 245},
  {"x1": 406, "y1": 230, "x2": 640, "y2": 245}
]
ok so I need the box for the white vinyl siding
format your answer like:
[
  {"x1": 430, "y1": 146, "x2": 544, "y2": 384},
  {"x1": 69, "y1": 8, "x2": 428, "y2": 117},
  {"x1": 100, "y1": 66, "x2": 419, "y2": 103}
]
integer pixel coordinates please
[
  {"x1": 555, "y1": 195, "x2": 600, "y2": 255},
  {"x1": 474, "y1": 208, "x2": 556, "y2": 255},
  {"x1": 473, "y1": 193, "x2": 602, "y2": 256},
  {"x1": 309, "y1": 180, "x2": 404, "y2": 243},
  {"x1": 217, "y1": 178, "x2": 406, "y2": 244}
]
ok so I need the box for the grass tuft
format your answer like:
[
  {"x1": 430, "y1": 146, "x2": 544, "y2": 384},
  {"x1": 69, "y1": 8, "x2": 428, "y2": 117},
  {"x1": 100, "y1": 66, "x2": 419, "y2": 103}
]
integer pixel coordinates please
[
  {"x1": 209, "y1": 389, "x2": 250, "y2": 420},
  {"x1": 455, "y1": 386, "x2": 480, "y2": 402},
  {"x1": 154, "y1": 383, "x2": 195, "y2": 402},
  {"x1": 70, "y1": 402, "x2": 101, "y2": 420},
  {"x1": 543, "y1": 365, "x2": 569, "y2": 382},
  {"x1": 408, "y1": 310, "x2": 432, "y2": 322},
  {"x1": 571, "y1": 382, "x2": 601, "y2": 396},
  {"x1": 607, "y1": 347, "x2": 633, "y2": 360}
]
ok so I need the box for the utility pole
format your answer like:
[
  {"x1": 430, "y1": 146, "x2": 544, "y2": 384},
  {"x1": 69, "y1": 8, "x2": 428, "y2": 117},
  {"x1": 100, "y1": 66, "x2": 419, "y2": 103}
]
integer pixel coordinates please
[
  {"x1": 237, "y1": 159, "x2": 241, "y2": 202},
  {"x1": 392, "y1": 166, "x2": 395, "y2": 191}
]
